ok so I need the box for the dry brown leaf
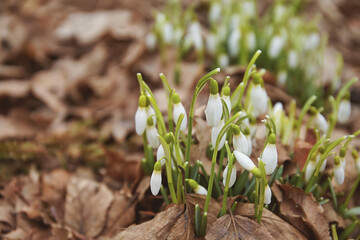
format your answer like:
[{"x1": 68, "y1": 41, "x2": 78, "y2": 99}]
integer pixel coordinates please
[
  {"x1": 206, "y1": 214, "x2": 275, "y2": 240},
  {"x1": 234, "y1": 203, "x2": 307, "y2": 240},
  {"x1": 185, "y1": 194, "x2": 221, "y2": 226},
  {"x1": 0, "y1": 199, "x2": 15, "y2": 234},
  {"x1": 0, "y1": 115, "x2": 35, "y2": 139},
  {"x1": 65, "y1": 176, "x2": 114, "y2": 238},
  {"x1": 293, "y1": 138, "x2": 313, "y2": 170},
  {"x1": 272, "y1": 183, "x2": 331, "y2": 240},
  {"x1": 0, "y1": 80, "x2": 30, "y2": 98},
  {"x1": 0, "y1": 65, "x2": 26, "y2": 78}
]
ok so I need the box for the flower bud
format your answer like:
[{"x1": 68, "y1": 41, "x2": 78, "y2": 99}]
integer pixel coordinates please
[
  {"x1": 334, "y1": 156, "x2": 344, "y2": 185},
  {"x1": 264, "y1": 184, "x2": 272, "y2": 205},
  {"x1": 261, "y1": 133, "x2": 278, "y2": 175},
  {"x1": 163, "y1": 22, "x2": 173, "y2": 44},
  {"x1": 247, "y1": 32, "x2": 256, "y2": 51},
  {"x1": 218, "y1": 54, "x2": 230, "y2": 68},
  {"x1": 305, "y1": 158, "x2": 316, "y2": 182},
  {"x1": 135, "y1": 95, "x2": 148, "y2": 135},
  {"x1": 205, "y1": 80, "x2": 223, "y2": 127},
  {"x1": 223, "y1": 164, "x2": 236, "y2": 188},
  {"x1": 156, "y1": 144, "x2": 165, "y2": 165},
  {"x1": 146, "y1": 117, "x2": 159, "y2": 149},
  {"x1": 251, "y1": 76, "x2": 268, "y2": 117},
  {"x1": 315, "y1": 112, "x2": 328, "y2": 135},
  {"x1": 150, "y1": 161, "x2": 162, "y2": 195},
  {"x1": 145, "y1": 32, "x2": 157, "y2": 50},
  {"x1": 233, "y1": 126, "x2": 249, "y2": 155},
  {"x1": 172, "y1": 93, "x2": 187, "y2": 131}
]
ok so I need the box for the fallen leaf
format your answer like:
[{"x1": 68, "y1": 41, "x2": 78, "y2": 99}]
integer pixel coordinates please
[
  {"x1": 65, "y1": 176, "x2": 114, "y2": 238},
  {"x1": 272, "y1": 183, "x2": 331, "y2": 240},
  {"x1": 293, "y1": 138, "x2": 313, "y2": 170}
]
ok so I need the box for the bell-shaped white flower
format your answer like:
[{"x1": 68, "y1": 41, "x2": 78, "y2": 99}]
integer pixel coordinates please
[
  {"x1": 172, "y1": 93, "x2": 187, "y2": 131},
  {"x1": 150, "y1": 161, "x2": 162, "y2": 195},
  {"x1": 233, "y1": 128, "x2": 249, "y2": 155},
  {"x1": 163, "y1": 22, "x2": 173, "y2": 44},
  {"x1": 228, "y1": 28, "x2": 241, "y2": 57},
  {"x1": 156, "y1": 144, "x2": 165, "y2": 165},
  {"x1": 205, "y1": 80, "x2": 223, "y2": 127},
  {"x1": 145, "y1": 32, "x2": 157, "y2": 50},
  {"x1": 211, "y1": 119, "x2": 226, "y2": 151},
  {"x1": 146, "y1": 118, "x2": 159, "y2": 149},
  {"x1": 135, "y1": 95, "x2": 147, "y2": 135},
  {"x1": 305, "y1": 160, "x2": 316, "y2": 182},
  {"x1": 338, "y1": 99, "x2": 351, "y2": 124},
  {"x1": 261, "y1": 134, "x2": 278, "y2": 175},
  {"x1": 315, "y1": 112, "x2": 328, "y2": 135},
  {"x1": 334, "y1": 164, "x2": 344, "y2": 185},
  {"x1": 223, "y1": 164, "x2": 236, "y2": 188},
  {"x1": 247, "y1": 32, "x2": 256, "y2": 51},
  {"x1": 187, "y1": 179, "x2": 207, "y2": 195},
  {"x1": 287, "y1": 50, "x2": 298, "y2": 68},
  {"x1": 250, "y1": 76, "x2": 268, "y2": 118},
  {"x1": 264, "y1": 185, "x2": 272, "y2": 205},
  {"x1": 268, "y1": 35, "x2": 285, "y2": 59},
  {"x1": 234, "y1": 150, "x2": 256, "y2": 172}
]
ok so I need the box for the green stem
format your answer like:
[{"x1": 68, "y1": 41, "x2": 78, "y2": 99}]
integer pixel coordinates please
[
  {"x1": 220, "y1": 154, "x2": 234, "y2": 216},
  {"x1": 296, "y1": 95, "x2": 317, "y2": 138},
  {"x1": 342, "y1": 174, "x2": 360, "y2": 209},
  {"x1": 331, "y1": 224, "x2": 338, "y2": 240}
]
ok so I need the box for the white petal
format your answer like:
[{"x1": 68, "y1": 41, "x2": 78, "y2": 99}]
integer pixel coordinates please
[
  {"x1": 246, "y1": 135, "x2": 252, "y2": 157},
  {"x1": 316, "y1": 155, "x2": 326, "y2": 172},
  {"x1": 222, "y1": 95, "x2": 231, "y2": 114},
  {"x1": 305, "y1": 161, "x2": 316, "y2": 182},
  {"x1": 315, "y1": 113, "x2": 328, "y2": 134},
  {"x1": 146, "y1": 125, "x2": 159, "y2": 149},
  {"x1": 268, "y1": 36, "x2": 285, "y2": 58},
  {"x1": 205, "y1": 94, "x2": 223, "y2": 127},
  {"x1": 135, "y1": 107, "x2": 147, "y2": 135},
  {"x1": 163, "y1": 22, "x2": 173, "y2": 44},
  {"x1": 150, "y1": 171, "x2": 162, "y2": 195},
  {"x1": 264, "y1": 185, "x2": 272, "y2": 205},
  {"x1": 146, "y1": 106, "x2": 156, "y2": 125},
  {"x1": 223, "y1": 165, "x2": 236, "y2": 187},
  {"x1": 173, "y1": 103, "x2": 187, "y2": 131},
  {"x1": 247, "y1": 32, "x2": 256, "y2": 51},
  {"x1": 338, "y1": 100, "x2": 351, "y2": 124},
  {"x1": 233, "y1": 132, "x2": 248, "y2": 155},
  {"x1": 156, "y1": 145, "x2": 165, "y2": 165},
  {"x1": 228, "y1": 29, "x2": 241, "y2": 57},
  {"x1": 189, "y1": 22, "x2": 203, "y2": 51},
  {"x1": 211, "y1": 120, "x2": 226, "y2": 151},
  {"x1": 195, "y1": 185, "x2": 208, "y2": 195},
  {"x1": 234, "y1": 150, "x2": 255, "y2": 171},
  {"x1": 251, "y1": 85, "x2": 268, "y2": 117},
  {"x1": 334, "y1": 165, "x2": 344, "y2": 185},
  {"x1": 262, "y1": 143, "x2": 278, "y2": 175},
  {"x1": 206, "y1": 33, "x2": 218, "y2": 55},
  {"x1": 340, "y1": 157, "x2": 346, "y2": 168}
]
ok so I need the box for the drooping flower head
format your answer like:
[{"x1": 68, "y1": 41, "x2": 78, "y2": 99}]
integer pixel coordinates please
[
  {"x1": 339, "y1": 147, "x2": 347, "y2": 168},
  {"x1": 205, "y1": 79, "x2": 223, "y2": 127},
  {"x1": 222, "y1": 85, "x2": 231, "y2": 115},
  {"x1": 338, "y1": 92, "x2": 351, "y2": 124},
  {"x1": 187, "y1": 179, "x2": 207, "y2": 195},
  {"x1": 264, "y1": 184, "x2": 272, "y2": 205},
  {"x1": 316, "y1": 146, "x2": 327, "y2": 172},
  {"x1": 146, "y1": 117, "x2": 159, "y2": 149},
  {"x1": 150, "y1": 161, "x2": 162, "y2": 195},
  {"x1": 250, "y1": 74, "x2": 268, "y2": 118},
  {"x1": 272, "y1": 102, "x2": 284, "y2": 135},
  {"x1": 232, "y1": 125, "x2": 248, "y2": 155},
  {"x1": 352, "y1": 149, "x2": 360, "y2": 173},
  {"x1": 135, "y1": 95, "x2": 147, "y2": 135},
  {"x1": 334, "y1": 156, "x2": 344, "y2": 185},
  {"x1": 244, "y1": 127, "x2": 252, "y2": 157},
  {"x1": 172, "y1": 93, "x2": 187, "y2": 131},
  {"x1": 313, "y1": 108, "x2": 328, "y2": 135},
  {"x1": 261, "y1": 133, "x2": 278, "y2": 175},
  {"x1": 305, "y1": 156, "x2": 316, "y2": 182}
]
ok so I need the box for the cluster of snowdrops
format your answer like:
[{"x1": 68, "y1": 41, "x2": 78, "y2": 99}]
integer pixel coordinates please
[{"x1": 134, "y1": 51, "x2": 359, "y2": 237}]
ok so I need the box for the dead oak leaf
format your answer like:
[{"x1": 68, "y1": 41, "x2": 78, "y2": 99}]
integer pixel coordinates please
[
  {"x1": 272, "y1": 183, "x2": 331, "y2": 240},
  {"x1": 65, "y1": 176, "x2": 114, "y2": 238}
]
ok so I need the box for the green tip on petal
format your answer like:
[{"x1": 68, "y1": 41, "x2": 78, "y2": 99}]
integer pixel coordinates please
[
  {"x1": 187, "y1": 179, "x2": 198, "y2": 190},
  {"x1": 210, "y1": 79, "x2": 219, "y2": 95},
  {"x1": 340, "y1": 147, "x2": 346, "y2": 158},
  {"x1": 268, "y1": 133, "x2": 276, "y2": 144},
  {"x1": 334, "y1": 156, "x2": 341, "y2": 166},
  {"x1": 172, "y1": 93, "x2": 181, "y2": 104},
  {"x1": 154, "y1": 161, "x2": 162, "y2": 172},
  {"x1": 223, "y1": 86, "x2": 231, "y2": 96},
  {"x1": 139, "y1": 95, "x2": 147, "y2": 107},
  {"x1": 232, "y1": 125, "x2": 240, "y2": 135},
  {"x1": 147, "y1": 116, "x2": 154, "y2": 126}
]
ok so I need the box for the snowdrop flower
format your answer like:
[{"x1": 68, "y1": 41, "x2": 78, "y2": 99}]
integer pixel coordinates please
[
  {"x1": 223, "y1": 163, "x2": 236, "y2": 187},
  {"x1": 305, "y1": 158, "x2": 316, "y2": 182},
  {"x1": 268, "y1": 35, "x2": 285, "y2": 59},
  {"x1": 272, "y1": 102, "x2": 284, "y2": 134},
  {"x1": 206, "y1": 33, "x2": 218, "y2": 55},
  {"x1": 352, "y1": 149, "x2": 360, "y2": 173},
  {"x1": 247, "y1": 32, "x2": 256, "y2": 51},
  {"x1": 187, "y1": 179, "x2": 207, "y2": 195},
  {"x1": 232, "y1": 125, "x2": 248, "y2": 155},
  {"x1": 145, "y1": 32, "x2": 157, "y2": 50},
  {"x1": 150, "y1": 161, "x2": 162, "y2": 195},
  {"x1": 209, "y1": 2, "x2": 222, "y2": 23},
  {"x1": 135, "y1": 95, "x2": 147, "y2": 135},
  {"x1": 250, "y1": 75, "x2": 268, "y2": 117},
  {"x1": 211, "y1": 119, "x2": 226, "y2": 150},
  {"x1": 146, "y1": 104, "x2": 156, "y2": 126},
  {"x1": 222, "y1": 85, "x2": 231, "y2": 114},
  {"x1": 156, "y1": 144, "x2": 165, "y2": 165},
  {"x1": 172, "y1": 93, "x2": 187, "y2": 131},
  {"x1": 338, "y1": 94, "x2": 351, "y2": 124},
  {"x1": 264, "y1": 185, "x2": 272, "y2": 204},
  {"x1": 277, "y1": 71, "x2": 287, "y2": 86},
  {"x1": 287, "y1": 50, "x2": 298, "y2": 68},
  {"x1": 234, "y1": 150, "x2": 256, "y2": 172},
  {"x1": 315, "y1": 112, "x2": 328, "y2": 135},
  {"x1": 146, "y1": 117, "x2": 159, "y2": 149},
  {"x1": 261, "y1": 133, "x2": 278, "y2": 175},
  {"x1": 163, "y1": 22, "x2": 173, "y2": 44},
  {"x1": 205, "y1": 79, "x2": 223, "y2": 127},
  {"x1": 218, "y1": 54, "x2": 229, "y2": 68},
  {"x1": 334, "y1": 156, "x2": 344, "y2": 185},
  {"x1": 316, "y1": 147, "x2": 326, "y2": 172},
  {"x1": 228, "y1": 28, "x2": 241, "y2": 57},
  {"x1": 189, "y1": 21, "x2": 203, "y2": 52},
  {"x1": 244, "y1": 127, "x2": 252, "y2": 156}
]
